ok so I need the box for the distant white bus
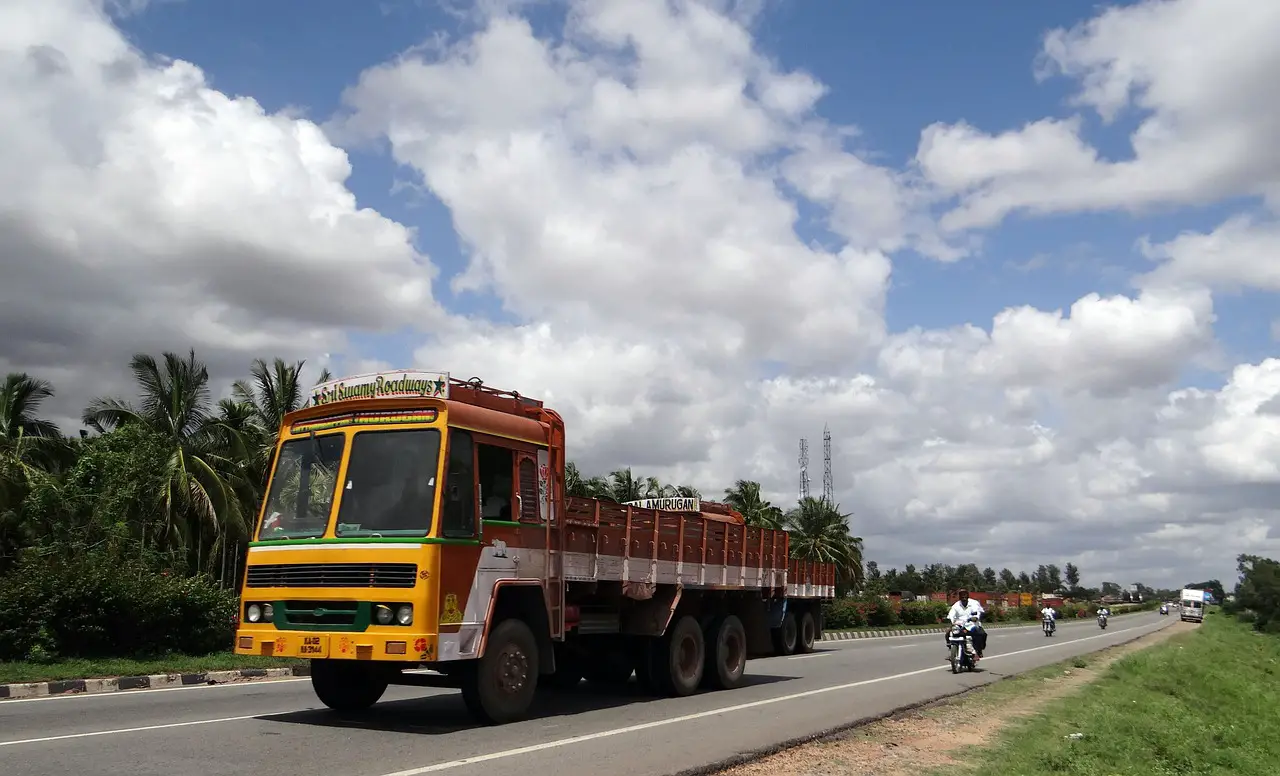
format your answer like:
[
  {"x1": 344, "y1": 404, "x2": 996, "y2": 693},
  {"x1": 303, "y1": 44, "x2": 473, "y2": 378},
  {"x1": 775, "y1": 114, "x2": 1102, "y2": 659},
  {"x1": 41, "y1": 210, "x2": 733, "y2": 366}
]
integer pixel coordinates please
[{"x1": 1180, "y1": 589, "x2": 1205, "y2": 622}]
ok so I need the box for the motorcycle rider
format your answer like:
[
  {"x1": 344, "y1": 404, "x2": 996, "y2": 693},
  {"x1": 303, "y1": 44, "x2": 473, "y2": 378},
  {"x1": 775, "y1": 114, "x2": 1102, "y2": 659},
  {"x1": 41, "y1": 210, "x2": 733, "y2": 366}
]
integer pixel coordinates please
[
  {"x1": 946, "y1": 589, "x2": 987, "y2": 657},
  {"x1": 1040, "y1": 603, "x2": 1057, "y2": 632},
  {"x1": 1096, "y1": 605, "x2": 1111, "y2": 618}
]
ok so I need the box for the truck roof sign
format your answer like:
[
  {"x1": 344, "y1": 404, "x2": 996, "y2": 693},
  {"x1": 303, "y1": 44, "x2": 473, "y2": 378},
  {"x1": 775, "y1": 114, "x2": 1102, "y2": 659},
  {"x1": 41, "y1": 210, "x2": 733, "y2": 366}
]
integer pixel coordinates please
[{"x1": 309, "y1": 370, "x2": 450, "y2": 407}]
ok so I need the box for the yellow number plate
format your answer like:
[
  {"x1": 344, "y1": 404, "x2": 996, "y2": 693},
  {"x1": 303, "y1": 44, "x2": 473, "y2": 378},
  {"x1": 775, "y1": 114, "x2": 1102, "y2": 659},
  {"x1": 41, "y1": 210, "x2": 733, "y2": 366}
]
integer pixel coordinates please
[{"x1": 298, "y1": 635, "x2": 329, "y2": 657}]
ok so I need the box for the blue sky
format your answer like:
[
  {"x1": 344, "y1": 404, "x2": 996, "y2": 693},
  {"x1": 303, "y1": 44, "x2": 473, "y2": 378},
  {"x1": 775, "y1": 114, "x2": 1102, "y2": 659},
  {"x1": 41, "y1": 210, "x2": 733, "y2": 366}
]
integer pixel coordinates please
[{"x1": 115, "y1": 0, "x2": 1274, "y2": 378}]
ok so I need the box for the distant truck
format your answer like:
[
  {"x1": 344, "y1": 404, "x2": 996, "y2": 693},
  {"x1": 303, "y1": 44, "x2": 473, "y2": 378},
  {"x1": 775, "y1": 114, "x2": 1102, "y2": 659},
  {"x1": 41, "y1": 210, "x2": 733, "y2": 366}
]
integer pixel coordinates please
[
  {"x1": 1180, "y1": 588, "x2": 1206, "y2": 622},
  {"x1": 233, "y1": 370, "x2": 836, "y2": 724}
]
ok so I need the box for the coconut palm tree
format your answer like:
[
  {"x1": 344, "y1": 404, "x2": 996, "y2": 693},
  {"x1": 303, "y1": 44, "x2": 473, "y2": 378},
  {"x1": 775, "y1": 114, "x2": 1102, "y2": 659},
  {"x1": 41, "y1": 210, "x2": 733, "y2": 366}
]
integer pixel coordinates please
[
  {"x1": 603, "y1": 468, "x2": 662, "y2": 503},
  {"x1": 785, "y1": 496, "x2": 864, "y2": 593},
  {"x1": 565, "y1": 461, "x2": 607, "y2": 498},
  {"x1": 722, "y1": 479, "x2": 784, "y2": 529},
  {"x1": 82, "y1": 350, "x2": 248, "y2": 576},
  {"x1": 0, "y1": 373, "x2": 67, "y2": 566}
]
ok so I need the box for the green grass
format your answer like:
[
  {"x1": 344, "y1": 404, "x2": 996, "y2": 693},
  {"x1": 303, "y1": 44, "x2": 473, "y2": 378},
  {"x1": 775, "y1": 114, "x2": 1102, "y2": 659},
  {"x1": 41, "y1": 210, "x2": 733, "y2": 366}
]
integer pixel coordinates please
[
  {"x1": 0, "y1": 653, "x2": 305, "y2": 684},
  {"x1": 945, "y1": 613, "x2": 1280, "y2": 775}
]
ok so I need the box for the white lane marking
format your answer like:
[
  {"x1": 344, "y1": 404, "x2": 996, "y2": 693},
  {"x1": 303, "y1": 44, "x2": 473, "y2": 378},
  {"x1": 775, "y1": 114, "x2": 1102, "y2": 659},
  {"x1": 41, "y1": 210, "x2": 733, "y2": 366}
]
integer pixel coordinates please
[
  {"x1": 889, "y1": 644, "x2": 918, "y2": 650},
  {"x1": 0, "y1": 713, "x2": 280, "y2": 747},
  {"x1": 787, "y1": 654, "x2": 828, "y2": 660},
  {"x1": 0, "y1": 617, "x2": 1167, "y2": 750},
  {"x1": 377, "y1": 620, "x2": 1171, "y2": 775}
]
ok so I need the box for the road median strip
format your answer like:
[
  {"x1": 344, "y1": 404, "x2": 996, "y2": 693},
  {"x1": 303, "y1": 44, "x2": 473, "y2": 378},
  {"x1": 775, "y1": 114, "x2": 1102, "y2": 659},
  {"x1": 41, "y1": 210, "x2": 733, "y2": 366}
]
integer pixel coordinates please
[
  {"x1": 0, "y1": 665, "x2": 311, "y2": 700},
  {"x1": 821, "y1": 609, "x2": 1148, "y2": 641}
]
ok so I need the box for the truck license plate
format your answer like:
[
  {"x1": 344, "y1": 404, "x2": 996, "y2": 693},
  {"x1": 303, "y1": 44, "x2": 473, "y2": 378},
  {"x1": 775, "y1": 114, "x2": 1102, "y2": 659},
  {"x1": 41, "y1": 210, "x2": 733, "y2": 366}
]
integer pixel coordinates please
[{"x1": 299, "y1": 635, "x2": 329, "y2": 657}]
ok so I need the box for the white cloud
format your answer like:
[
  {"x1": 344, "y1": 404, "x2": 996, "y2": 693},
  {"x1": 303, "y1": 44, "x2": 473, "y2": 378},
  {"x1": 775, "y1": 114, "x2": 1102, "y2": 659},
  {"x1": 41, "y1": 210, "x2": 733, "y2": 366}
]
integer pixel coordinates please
[
  {"x1": 0, "y1": 0, "x2": 442, "y2": 428},
  {"x1": 5, "y1": 0, "x2": 1278, "y2": 588},
  {"x1": 1139, "y1": 215, "x2": 1280, "y2": 292},
  {"x1": 918, "y1": 0, "x2": 1280, "y2": 232}
]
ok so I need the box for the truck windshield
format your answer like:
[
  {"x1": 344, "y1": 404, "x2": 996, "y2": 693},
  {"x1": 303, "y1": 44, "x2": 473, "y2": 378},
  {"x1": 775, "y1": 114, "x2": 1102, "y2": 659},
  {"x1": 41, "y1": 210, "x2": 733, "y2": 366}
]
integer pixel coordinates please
[
  {"x1": 335, "y1": 429, "x2": 442, "y2": 537},
  {"x1": 258, "y1": 433, "x2": 345, "y2": 539}
]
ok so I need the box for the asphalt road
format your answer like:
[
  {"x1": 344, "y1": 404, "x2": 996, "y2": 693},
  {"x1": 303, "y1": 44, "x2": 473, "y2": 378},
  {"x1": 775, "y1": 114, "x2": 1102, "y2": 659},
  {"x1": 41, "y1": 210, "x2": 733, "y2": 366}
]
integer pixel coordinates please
[{"x1": 2, "y1": 614, "x2": 1173, "y2": 776}]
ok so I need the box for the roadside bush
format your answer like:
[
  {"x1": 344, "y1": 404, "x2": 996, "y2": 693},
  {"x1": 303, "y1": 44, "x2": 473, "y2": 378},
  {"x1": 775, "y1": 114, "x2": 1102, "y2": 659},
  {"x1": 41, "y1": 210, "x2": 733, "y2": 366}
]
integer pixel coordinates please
[{"x1": 0, "y1": 546, "x2": 238, "y2": 662}]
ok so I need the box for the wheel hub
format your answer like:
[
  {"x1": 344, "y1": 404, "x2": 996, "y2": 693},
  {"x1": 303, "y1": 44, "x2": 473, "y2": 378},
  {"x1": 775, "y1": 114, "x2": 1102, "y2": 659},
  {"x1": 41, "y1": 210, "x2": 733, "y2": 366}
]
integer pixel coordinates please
[
  {"x1": 677, "y1": 636, "x2": 699, "y2": 677},
  {"x1": 497, "y1": 645, "x2": 529, "y2": 694}
]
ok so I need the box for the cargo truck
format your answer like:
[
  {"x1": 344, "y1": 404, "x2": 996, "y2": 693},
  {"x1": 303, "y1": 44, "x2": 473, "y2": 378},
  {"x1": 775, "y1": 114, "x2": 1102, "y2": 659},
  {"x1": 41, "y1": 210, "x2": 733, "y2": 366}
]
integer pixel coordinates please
[
  {"x1": 1179, "y1": 588, "x2": 1205, "y2": 622},
  {"x1": 234, "y1": 370, "x2": 837, "y2": 724}
]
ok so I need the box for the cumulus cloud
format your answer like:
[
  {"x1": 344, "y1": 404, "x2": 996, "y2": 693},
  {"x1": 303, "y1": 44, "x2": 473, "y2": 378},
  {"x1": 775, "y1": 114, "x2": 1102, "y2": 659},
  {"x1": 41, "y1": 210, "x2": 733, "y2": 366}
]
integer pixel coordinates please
[
  {"x1": 918, "y1": 0, "x2": 1280, "y2": 232},
  {"x1": 0, "y1": 0, "x2": 442, "y2": 428},
  {"x1": 4, "y1": 0, "x2": 1278, "y2": 586}
]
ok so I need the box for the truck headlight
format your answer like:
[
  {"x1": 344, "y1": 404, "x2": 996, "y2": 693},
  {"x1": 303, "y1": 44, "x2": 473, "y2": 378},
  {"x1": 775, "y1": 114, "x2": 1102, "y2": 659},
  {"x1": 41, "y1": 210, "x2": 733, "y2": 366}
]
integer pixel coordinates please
[
  {"x1": 396, "y1": 605, "x2": 413, "y2": 626},
  {"x1": 262, "y1": 603, "x2": 274, "y2": 620},
  {"x1": 374, "y1": 604, "x2": 394, "y2": 625},
  {"x1": 246, "y1": 604, "x2": 262, "y2": 623}
]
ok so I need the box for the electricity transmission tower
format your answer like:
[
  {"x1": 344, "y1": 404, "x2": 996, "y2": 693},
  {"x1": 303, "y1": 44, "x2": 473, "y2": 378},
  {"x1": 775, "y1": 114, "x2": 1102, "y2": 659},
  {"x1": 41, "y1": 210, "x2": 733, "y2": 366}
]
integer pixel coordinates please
[
  {"x1": 822, "y1": 424, "x2": 834, "y2": 504},
  {"x1": 798, "y1": 438, "x2": 810, "y2": 501}
]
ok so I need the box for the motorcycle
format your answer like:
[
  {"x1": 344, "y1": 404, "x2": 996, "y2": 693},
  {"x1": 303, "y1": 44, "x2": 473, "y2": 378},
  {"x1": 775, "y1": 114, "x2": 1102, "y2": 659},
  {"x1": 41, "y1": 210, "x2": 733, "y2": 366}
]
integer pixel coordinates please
[
  {"x1": 1160, "y1": 604, "x2": 1169, "y2": 616},
  {"x1": 1042, "y1": 615, "x2": 1056, "y2": 636},
  {"x1": 947, "y1": 614, "x2": 981, "y2": 673},
  {"x1": 1097, "y1": 613, "x2": 1108, "y2": 629}
]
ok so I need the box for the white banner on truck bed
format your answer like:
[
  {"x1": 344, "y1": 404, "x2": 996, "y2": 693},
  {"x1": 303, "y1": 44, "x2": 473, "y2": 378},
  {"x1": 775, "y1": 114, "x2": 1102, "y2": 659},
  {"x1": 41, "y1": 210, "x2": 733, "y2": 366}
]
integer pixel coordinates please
[{"x1": 623, "y1": 497, "x2": 701, "y2": 512}]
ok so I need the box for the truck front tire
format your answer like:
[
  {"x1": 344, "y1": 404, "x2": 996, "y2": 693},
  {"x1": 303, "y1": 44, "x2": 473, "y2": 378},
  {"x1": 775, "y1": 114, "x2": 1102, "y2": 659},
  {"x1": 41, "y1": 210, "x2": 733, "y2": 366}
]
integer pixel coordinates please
[
  {"x1": 462, "y1": 618, "x2": 540, "y2": 725},
  {"x1": 311, "y1": 659, "x2": 388, "y2": 712}
]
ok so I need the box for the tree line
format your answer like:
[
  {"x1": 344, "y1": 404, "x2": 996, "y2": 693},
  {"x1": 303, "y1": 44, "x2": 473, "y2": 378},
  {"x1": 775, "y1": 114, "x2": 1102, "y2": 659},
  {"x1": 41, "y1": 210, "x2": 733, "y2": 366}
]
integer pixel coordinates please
[
  {"x1": 0, "y1": 351, "x2": 867, "y2": 593},
  {"x1": 2, "y1": 348, "x2": 1161, "y2": 599}
]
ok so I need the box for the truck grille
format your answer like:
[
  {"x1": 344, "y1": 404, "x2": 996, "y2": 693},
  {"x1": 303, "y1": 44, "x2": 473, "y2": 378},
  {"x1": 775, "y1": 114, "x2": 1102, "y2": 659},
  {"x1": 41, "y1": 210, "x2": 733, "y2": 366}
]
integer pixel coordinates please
[{"x1": 245, "y1": 562, "x2": 418, "y2": 589}]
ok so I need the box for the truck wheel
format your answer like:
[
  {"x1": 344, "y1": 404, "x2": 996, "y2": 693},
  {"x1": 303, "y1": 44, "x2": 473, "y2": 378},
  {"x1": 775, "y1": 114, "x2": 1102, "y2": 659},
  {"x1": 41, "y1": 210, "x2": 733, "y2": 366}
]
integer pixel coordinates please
[
  {"x1": 797, "y1": 611, "x2": 817, "y2": 654},
  {"x1": 703, "y1": 615, "x2": 747, "y2": 690},
  {"x1": 771, "y1": 611, "x2": 798, "y2": 656},
  {"x1": 461, "y1": 618, "x2": 539, "y2": 725},
  {"x1": 660, "y1": 616, "x2": 705, "y2": 696},
  {"x1": 311, "y1": 659, "x2": 388, "y2": 712}
]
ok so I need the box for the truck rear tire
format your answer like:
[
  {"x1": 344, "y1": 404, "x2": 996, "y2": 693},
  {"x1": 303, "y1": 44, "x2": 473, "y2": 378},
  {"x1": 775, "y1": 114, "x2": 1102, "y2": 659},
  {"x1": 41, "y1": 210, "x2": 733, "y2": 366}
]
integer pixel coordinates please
[
  {"x1": 797, "y1": 611, "x2": 817, "y2": 654},
  {"x1": 311, "y1": 659, "x2": 388, "y2": 712},
  {"x1": 461, "y1": 618, "x2": 539, "y2": 725},
  {"x1": 772, "y1": 611, "x2": 798, "y2": 656},
  {"x1": 653, "y1": 615, "x2": 705, "y2": 697},
  {"x1": 703, "y1": 615, "x2": 747, "y2": 690}
]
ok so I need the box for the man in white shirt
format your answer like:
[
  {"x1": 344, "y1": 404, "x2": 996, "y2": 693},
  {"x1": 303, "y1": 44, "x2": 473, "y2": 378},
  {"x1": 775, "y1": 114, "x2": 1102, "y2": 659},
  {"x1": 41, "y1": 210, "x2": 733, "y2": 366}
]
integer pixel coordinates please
[
  {"x1": 945, "y1": 589, "x2": 987, "y2": 657},
  {"x1": 1040, "y1": 604, "x2": 1057, "y2": 633}
]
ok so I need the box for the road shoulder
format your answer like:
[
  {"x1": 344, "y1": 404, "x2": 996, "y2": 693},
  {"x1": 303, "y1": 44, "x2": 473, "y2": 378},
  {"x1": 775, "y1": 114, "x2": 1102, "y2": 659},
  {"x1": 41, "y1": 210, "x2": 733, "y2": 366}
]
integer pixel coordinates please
[{"x1": 712, "y1": 620, "x2": 1188, "y2": 776}]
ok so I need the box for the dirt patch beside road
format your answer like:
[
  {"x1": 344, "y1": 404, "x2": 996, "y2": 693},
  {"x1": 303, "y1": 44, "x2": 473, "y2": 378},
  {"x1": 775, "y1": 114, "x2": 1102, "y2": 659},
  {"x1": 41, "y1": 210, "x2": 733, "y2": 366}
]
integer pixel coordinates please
[{"x1": 717, "y1": 621, "x2": 1193, "y2": 776}]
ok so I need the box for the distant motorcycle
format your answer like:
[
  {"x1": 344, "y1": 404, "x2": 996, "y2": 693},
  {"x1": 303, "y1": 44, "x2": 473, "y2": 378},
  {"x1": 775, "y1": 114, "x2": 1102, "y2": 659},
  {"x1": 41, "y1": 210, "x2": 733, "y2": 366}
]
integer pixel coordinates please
[
  {"x1": 1042, "y1": 615, "x2": 1056, "y2": 637},
  {"x1": 947, "y1": 614, "x2": 981, "y2": 673},
  {"x1": 1097, "y1": 613, "x2": 1109, "y2": 629},
  {"x1": 1160, "y1": 604, "x2": 1169, "y2": 616}
]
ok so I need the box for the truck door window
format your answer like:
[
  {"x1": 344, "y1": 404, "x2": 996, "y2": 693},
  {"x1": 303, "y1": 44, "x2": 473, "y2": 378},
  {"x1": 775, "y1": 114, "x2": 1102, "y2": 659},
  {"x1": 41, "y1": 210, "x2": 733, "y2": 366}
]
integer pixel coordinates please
[
  {"x1": 477, "y1": 443, "x2": 515, "y2": 521},
  {"x1": 441, "y1": 430, "x2": 477, "y2": 538}
]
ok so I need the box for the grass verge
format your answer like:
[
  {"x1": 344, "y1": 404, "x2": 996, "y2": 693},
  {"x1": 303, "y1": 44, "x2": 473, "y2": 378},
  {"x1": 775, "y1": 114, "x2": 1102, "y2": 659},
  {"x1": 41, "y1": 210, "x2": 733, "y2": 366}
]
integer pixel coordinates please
[
  {"x1": 947, "y1": 613, "x2": 1280, "y2": 775},
  {"x1": 0, "y1": 654, "x2": 305, "y2": 684}
]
